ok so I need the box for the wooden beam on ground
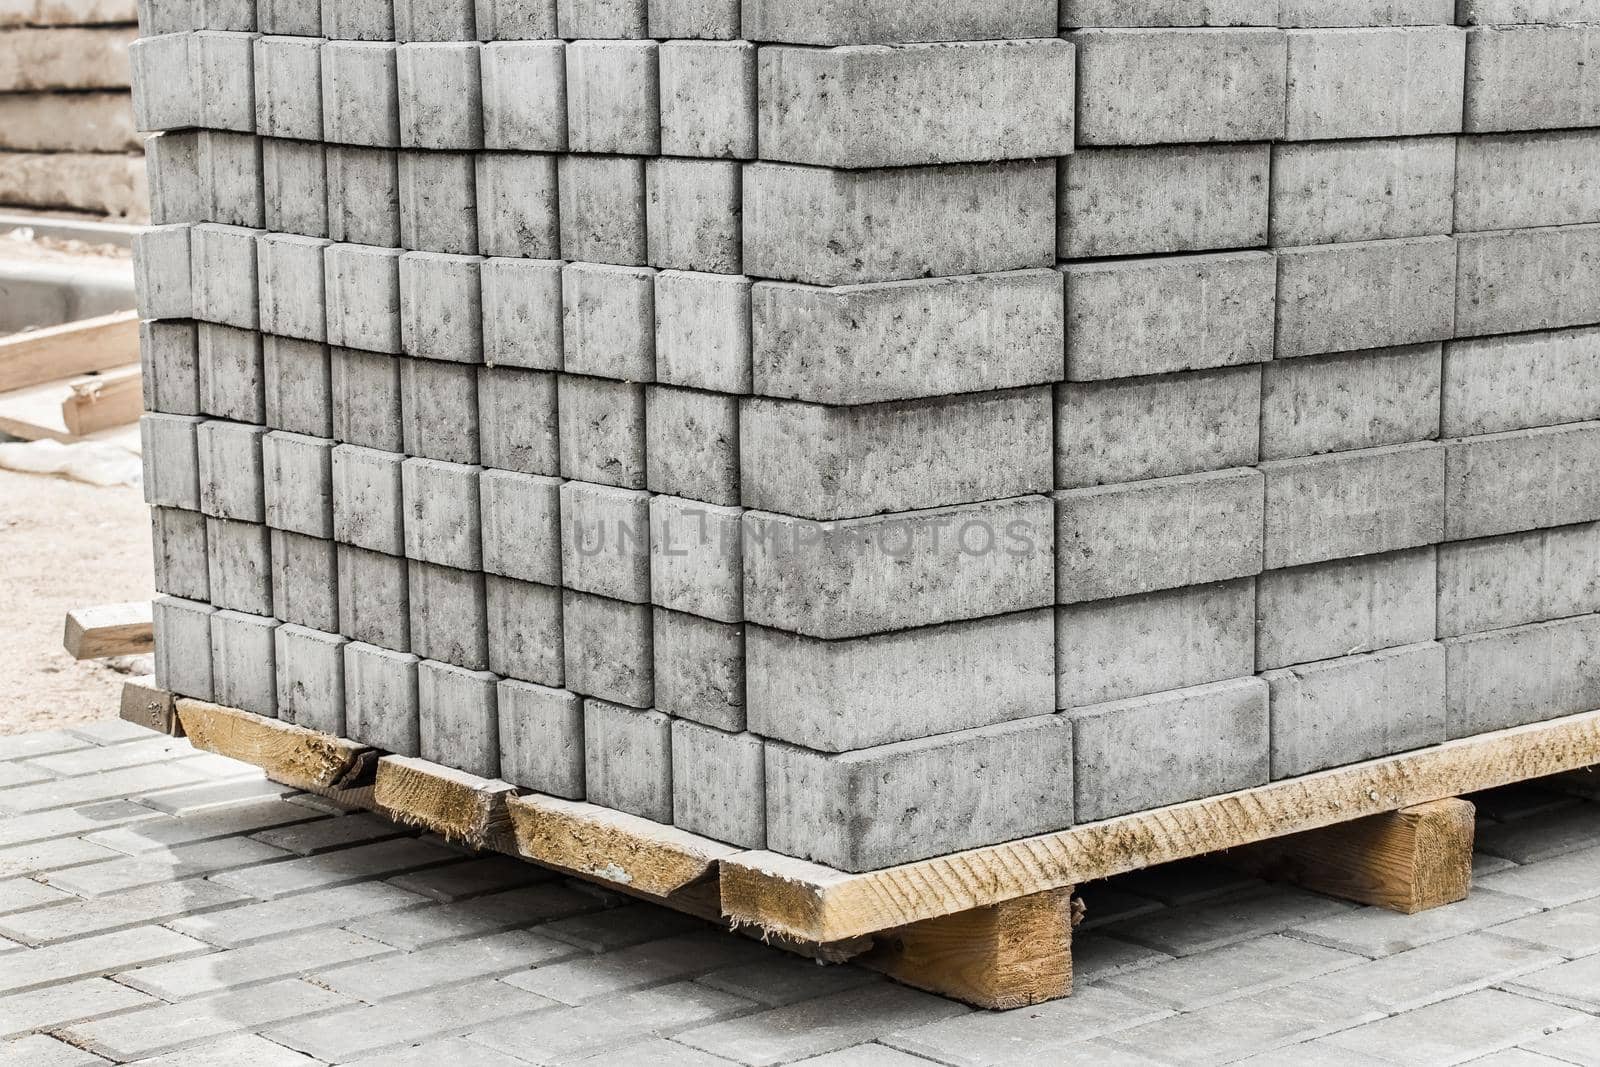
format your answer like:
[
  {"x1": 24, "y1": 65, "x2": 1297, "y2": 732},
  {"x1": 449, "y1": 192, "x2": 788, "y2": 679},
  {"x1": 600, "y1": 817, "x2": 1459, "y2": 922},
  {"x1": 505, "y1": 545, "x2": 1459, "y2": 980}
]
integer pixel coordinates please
[
  {"x1": 119, "y1": 677, "x2": 179, "y2": 736},
  {"x1": 720, "y1": 708, "x2": 1600, "y2": 943},
  {"x1": 374, "y1": 755, "x2": 515, "y2": 850},
  {"x1": 0, "y1": 310, "x2": 139, "y2": 394},
  {"x1": 863, "y1": 887, "x2": 1078, "y2": 1010},
  {"x1": 63, "y1": 601, "x2": 152, "y2": 660},
  {"x1": 506, "y1": 793, "x2": 739, "y2": 898},
  {"x1": 175, "y1": 698, "x2": 378, "y2": 795},
  {"x1": 1225, "y1": 799, "x2": 1475, "y2": 914},
  {"x1": 60, "y1": 364, "x2": 141, "y2": 436}
]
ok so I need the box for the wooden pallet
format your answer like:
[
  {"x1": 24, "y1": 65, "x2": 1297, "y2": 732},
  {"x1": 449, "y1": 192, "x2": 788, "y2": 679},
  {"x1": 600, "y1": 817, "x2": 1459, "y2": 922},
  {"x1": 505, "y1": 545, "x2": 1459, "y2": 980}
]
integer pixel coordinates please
[{"x1": 130, "y1": 687, "x2": 1600, "y2": 1009}]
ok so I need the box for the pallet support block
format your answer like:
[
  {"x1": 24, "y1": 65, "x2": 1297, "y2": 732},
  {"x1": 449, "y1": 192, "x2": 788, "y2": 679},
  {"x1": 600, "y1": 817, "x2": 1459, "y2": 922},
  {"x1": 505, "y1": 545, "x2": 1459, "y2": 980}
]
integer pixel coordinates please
[
  {"x1": 374, "y1": 754, "x2": 516, "y2": 850},
  {"x1": 119, "y1": 676, "x2": 179, "y2": 736},
  {"x1": 64, "y1": 602, "x2": 154, "y2": 660},
  {"x1": 174, "y1": 698, "x2": 379, "y2": 799}
]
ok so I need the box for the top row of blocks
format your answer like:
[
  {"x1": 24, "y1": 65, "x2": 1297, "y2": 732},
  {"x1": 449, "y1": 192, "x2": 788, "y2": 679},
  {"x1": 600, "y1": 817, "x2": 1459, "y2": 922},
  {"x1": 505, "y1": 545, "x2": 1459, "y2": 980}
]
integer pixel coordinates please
[{"x1": 142, "y1": 0, "x2": 1600, "y2": 44}]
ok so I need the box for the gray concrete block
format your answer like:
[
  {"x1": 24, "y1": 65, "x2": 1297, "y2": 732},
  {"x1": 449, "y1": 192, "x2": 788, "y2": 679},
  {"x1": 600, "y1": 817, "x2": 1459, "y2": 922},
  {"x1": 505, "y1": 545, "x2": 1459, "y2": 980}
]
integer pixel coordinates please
[
  {"x1": 478, "y1": 0, "x2": 557, "y2": 39},
  {"x1": 645, "y1": 158, "x2": 740, "y2": 275},
  {"x1": 408, "y1": 561, "x2": 490, "y2": 671},
  {"x1": 130, "y1": 33, "x2": 198, "y2": 132},
  {"x1": 1456, "y1": 224, "x2": 1600, "y2": 339},
  {"x1": 402, "y1": 458, "x2": 484, "y2": 571},
  {"x1": 1260, "y1": 344, "x2": 1443, "y2": 460},
  {"x1": 558, "y1": 0, "x2": 646, "y2": 38},
  {"x1": 206, "y1": 516, "x2": 273, "y2": 615},
  {"x1": 198, "y1": 129, "x2": 266, "y2": 229},
  {"x1": 1057, "y1": 468, "x2": 1265, "y2": 604},
  {"x1": 1270, "y1": 137, "x2": 1457, "y2": 246},
  {"x1": 1062, "y1": 0, "x2": 1278, "y2": 26},
  {"x1": 475, "y1": 153, "x2": 559, "y2": 260},
  {"x1": 154, "y1": 595, "x2": 215, "y2": 701},
  {"x1": 1257, "y1": 547, "x2": 1438, "y2": 671},
  {"x1": 398, "y1": 150, "x2": 479, "y2": 256},
  {"x1": 321, "y1": 41, "x2": 400, "y2": 148},
  {"x1": 758, "y1": 40, "x2": 1074, "y2": 169},
  {"x1": 672, "y1": 721, "x2": 764, "y2": 848},
  {"x1": 322, "y1": 0, "x2": 392, "y2": 40},
  {"x1": 560, "y1": 480, "x2": 651, "y2": 604},
  {"x1": 270, "y1": 529, "x2": 339, "y2": 634},
  {"x1": 1056, "y1": 580, "x2": 1256, "y2": 708},
  {"x1": 486, "y1": 574, "x2": 563, "y2": 686},
  {"x1": 744, "y1": 496, "x2": 1055, "y2": 639},
  {"x1": 263, "y1": 336, "x2": 332, "y2": 439},
  {"x1": 649, "y1": 495, "x2": 742, "y2": 623},
  {"x1": 1064, "y1": 251, "x2": 1276, "y2": 381},
  {"x1": 330, "y1": 348, "x2": 403, "y2": 452},
  {"x1": 744, "y1": 160, "x2": 1055, "y2": 286},
  {"x1": 1071, "y1": 677, "x2": 1268, "y2": 823},
  {"x1": 566, "y1": 40, "x2": 658, "y2": 156},
  {"x1": 557, "y1": 375, "x2": 646, "y2": 489},
  {"x1": 194, "y1": 30, "x2": 257, "y2": 133},
  {"x1": 1262, "y1": 442, "x2": 1445, "y2": 569},
  {"x1": 655, "y1": 271, "x2": 751, "y2": 394},
  {"x1": 326, "y1": 146, "x2": 401, "y2": 247},
  {"x1": 585, "y1": 700, "x2": 672, "y2": 823},
  {"x1": 1438, "y1": 523, "x2": 1600, "y2": 638},
  {"x1": 1060, "y1": 144, "x2": 1269, "y2": 259},
  {"x1": 146, "y1": 131, "x2": 204, "y2": 226},
  {"x1": 645, "y1": 385, "x2": 739, "y2": 507},
  {"x1": 399, "y1": 252, "x2": 484, "y2": 364},
  {"x1": 659, "y1": 40, "x2": 755, "y2": 159},
  {"x1": 211, "y1": 609, "x2": 279, "y2": 717},
  {"x1": 324, "y1": 243, "x2": 404, "y2": 354},
  {"x1": 1266, "y1": 642, "x2": 1446, "y2": 778},
  {"x1": 259, "y1": 0, "x2": 322, "y2": 35},
  {"x1": 394, "y1": 0, "x2": 475, "y2": 41},
  {"x1": 152, "y1": 506, "x2": 209, "y2": 602},
  {"x1": 197, "y1": 419, "x2": 267, "y2": 523},
  {"x1": 481, "y1": 41, "x2": 566, "y2": 152},
  {"x1": 1464, "y1": 24, "x2": 1600, "y2": 132},
  {"x1": 344, "y1": 641, "x2": 420, "y2": 756},
  {"x1": 198, "y1": 323, "x2": 264, "y2": 424},
  {"x1": 766, "y1": 715, "x2": 1075, "y2": 873},
  {"x1": 1444, "y1": 614, "x2": 1600, "y2": 738},
  {"x1": 1056, "y1": 366, "x2": 1262, "y2": 489},
  {"x1": 337, "y1": 544, "x2": 411, "y2": 651},
  {"x1": 275, "y1": 624, "x2": 347, "y2": 737},
  {"x1": 563, "y1": 590, "x2": 653, "y2": 708},
  {"x1": 749, "y1": 609, "x2": 1054, "y2": 753},
  {"x1": 561, "y1": 262, "x2": 655, "y2": 381},
  {"x1": 652, "y1": 608, "x2": 742, "y2": 730},
  {"x1": 1070, "y1": 28, "x2": 1286, "y2": 146},
  {"x1": 400, "y1": 357, "x2": 480, "y2": 464},
  {"x1": 650, "y1": 0, "x2": 737, "y2": 37},
  {"x1": 753, "y1": 271, "x2": 1062, "y2": 406},
  {"x1": 498, "y1": 679, "x2": 582, "y2": 798},
  {"x1": 254, "y1": 35, "x2": 322, "y2": 142},
  {"x1": 262, "y1": 432, "x2": 334, "y2": 539},
  {"x1": 1275, "y1": 237, "x2": 1458, "y2": 359},
  {"x1": 478, "y1": 366, "x2": 559, "y2": 476},
  {"x1": 190, "y1": 224, "x2": 262, "y2": 330},
  {"x1": 1442, "y1": 328, "x2": 1600, "y2": 438},
  {"x1": 1456, "y1": 130, "x2": 1600, "y2": 233},
  {"x1": 743, "y1": 0, "x2": 1057, "y2": 44},
  {"x1": 1279, "y1": 0, "x2": 1455, "y2": 25},
  {"x1": 557, "y1": 154, "x2": 646, "y2": 267},
  {"x1": 141, "y1": 320, "x2": 199, "y2": 417},
  {"x1": 482, "y1": 258, "x2": 564, "y2": 371},
  {"x1": 134, "y1": 224, "x2": 193, "y2": 321},
  {"x1": 741, "y1": 389, "x2": 1052, "y2": 522},
  {"x1": 419, "y1": 660, "x2": 500, "y2": 780},
  {"x1": 1444, "y1": 422, "x2": 1600, "y2": 541},
  {"x1": 331, "y1": 444, "x2": 405, "y2": 556},
  {"x1": 141, "y1": 413, "x2": 203, "y2": 511},
  {"x1": 1458, "y1": 0, "x2": 1600, "y2": 24},
  {"x1": 397, "y1": 42, "x2": 483, "y2": 150},
  {"x1": 1284, "y1": 27, "x2": 1466, "y2": 140},
  {"x1": 257, "y1": 234, "x2": 330, "y2": 343}
]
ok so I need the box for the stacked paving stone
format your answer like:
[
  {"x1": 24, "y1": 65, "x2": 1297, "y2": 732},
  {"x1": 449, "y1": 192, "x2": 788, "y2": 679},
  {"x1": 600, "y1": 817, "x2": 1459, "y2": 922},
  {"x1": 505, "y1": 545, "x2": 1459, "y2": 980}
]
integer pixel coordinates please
[{"x1": 134, "y1": 0, "x2": 1600, "y2": 876}]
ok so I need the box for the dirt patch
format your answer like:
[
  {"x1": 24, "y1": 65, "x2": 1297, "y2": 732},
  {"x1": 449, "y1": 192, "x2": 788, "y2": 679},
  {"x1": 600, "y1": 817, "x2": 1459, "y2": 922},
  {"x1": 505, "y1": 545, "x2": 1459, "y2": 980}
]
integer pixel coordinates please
[{"x1": 0, "y1": 466, "x2": 152, "y2": 734}]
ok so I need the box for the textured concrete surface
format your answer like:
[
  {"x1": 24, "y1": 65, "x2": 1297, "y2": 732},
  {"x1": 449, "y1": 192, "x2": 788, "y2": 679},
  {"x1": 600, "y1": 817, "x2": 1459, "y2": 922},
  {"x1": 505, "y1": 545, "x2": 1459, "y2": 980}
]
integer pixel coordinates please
[{"x1": 0, "y1": 723, "x2": 1597, "y2": 1065}]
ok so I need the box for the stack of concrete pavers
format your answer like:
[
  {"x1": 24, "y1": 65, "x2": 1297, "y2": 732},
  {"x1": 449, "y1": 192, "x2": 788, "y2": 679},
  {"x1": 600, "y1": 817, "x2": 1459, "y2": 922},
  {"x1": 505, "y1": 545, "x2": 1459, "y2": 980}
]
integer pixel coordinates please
[{"x1": 134, "y1": 0, "x2": 1600, "y2": 876}]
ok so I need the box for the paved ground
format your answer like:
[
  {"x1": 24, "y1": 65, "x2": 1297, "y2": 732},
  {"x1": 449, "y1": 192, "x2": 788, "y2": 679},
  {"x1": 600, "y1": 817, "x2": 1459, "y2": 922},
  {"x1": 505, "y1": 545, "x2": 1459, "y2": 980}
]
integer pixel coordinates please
[{"x1": 0, "y1": 724, "x2": 1597, "y2": 1066}]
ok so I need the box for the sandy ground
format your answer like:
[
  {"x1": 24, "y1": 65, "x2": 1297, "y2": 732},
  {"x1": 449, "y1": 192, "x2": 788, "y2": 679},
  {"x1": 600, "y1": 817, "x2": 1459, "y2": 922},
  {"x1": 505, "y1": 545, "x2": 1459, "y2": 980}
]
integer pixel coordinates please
[{"x1": 0, "y1": 466, "x2": 153, "y2": 734}]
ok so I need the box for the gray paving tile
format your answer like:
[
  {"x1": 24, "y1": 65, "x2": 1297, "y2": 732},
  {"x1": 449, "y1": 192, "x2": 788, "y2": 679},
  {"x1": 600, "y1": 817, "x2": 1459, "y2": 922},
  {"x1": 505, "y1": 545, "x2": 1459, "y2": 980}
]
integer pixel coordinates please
[
  {"x1": 84, "y1": 801, "x2": 321, "y2": 856},
  {"x1": 387, "y1": 855, "x2": 558, "y2": 902},
  {"x1": 0, "y1": 732, "x2": 91, "y2": 762},
  {"x1": 0, "y1": 976, "x2": 154, "y2": 1039},
  {"x1": 0, "y1": 837, "x2": 122, "y2": 880},
  {"x1": 134, "y1": 778, "x2": 300, "y2": 816},
  {"x1": 1488, "y1": 896, "x2": 1600, "y2": 958},
  {"x1": 1476, "y1": 846, "x2": 1600, "y2": 907},
  {"x1": 1505, "y1": 953, "x2": 1600, "y2": 1012},
  {"x1": 0, "y1": 764, "x2": 223, "y2": 815},
  {"x1": 1105, "y1": 885, "x2": 1353, "y2": 956},
  {"x1": 116, "y1": 928, "x2": 395, "y2": 1000},
  {"x1": 696, "y1": 955, "x2": 881, "y2": 1008},
  {"x1": 1468, "y1": 787, "x2": 1575, "y2": 823},
  {"x1": 1111, "y1": 860, "x2": 1260, "y2": 907},
  {"x1": 1520, "y1": 1016, "x2": 1600, "y2": 1065},
  {"x1": 313, "y1": 928, "x2": 574, "y2": 1002},
  {"x1": 1288, "y1": 888, "x2": 1544, "y2": 958},
  {"x1": 1070, "y1": 932, "x2": 1175, "y2": 985},
  {"x1": 1101, "y1": 934, "x2": 1362, "y2": 1010},
  {"x1": 1474, "y1": 852, "x2": 1520, "y2": 878},
  {"x1": 167, "y1": 880, "x2": 433, "y2": 947},
  {"x1": 0, "y1": 878, "x2": 249, "y2": 946},
  {"x1": 342, "y1": 1035, "x2": 533, "y2": 1066},
  {"x1": 0, "y1": 877, "x2": 71, "y2": 915},
  {"x1": 0, "y1": 925, "x2": 212, "y2": 994},
  {"x1": 0, "y1": 762, "x2": 53, "y2": 790},
  {"x1": 1478, "y1": 804, "x2": 1600, "y2": 864},
  {"x1": 0, "y1": 1033, "x2": 109, "y2": 1066},
  {"x1": 23, "y1": 737, "x2": 198, "y2": 779},
  {"x1": 0, "y1": 801, "x2": 158, "y2": 850},
  {"x1": 1464, "y1": 1050, "x2": 1586, "y2": 1067},
  {"x1": 42, "y1": 836, "x2": 294, "y2": 897},
  {"x1": 251, "y1": 814, "x2": 409, "y2": 857},
  {"x1": 208, "y1": 838, "x2": 463, "y2": 900},
  {"x1": 1074, "y1": 883, "x2": 1166, "y2": 931},
  {"x1": 573, "y1": 1038, "x2": 741, "y2": 1065},
  {"x1": 470, "y1": 982, "x2": 755, "y2": 1064},
  {"x1": 1318, "y1": 988, "x2": 1588, "y2": 1066},
  {"x1": 123, "y1": 1032, "x2": 323, "y2": 1066},
  {"x1": 68, "y1": 722, "x2": 166, "y2": 747},
  {"x1": 507, "y1": 931, "x2": 773, "y2": 1006},
  {"x1": 537, "y1": 902, "x2": 705, "y2": 952},
  {"x1": 345, "y1": 883, "x2": 601, "y2": 949}
]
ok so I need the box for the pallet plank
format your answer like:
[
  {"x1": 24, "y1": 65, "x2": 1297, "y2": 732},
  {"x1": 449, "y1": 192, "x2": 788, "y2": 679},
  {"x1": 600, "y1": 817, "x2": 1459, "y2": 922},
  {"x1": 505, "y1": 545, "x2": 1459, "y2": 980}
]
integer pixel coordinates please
[
  {"x1": 0, "y1": 310, "x2": 138, "y2": 394},
  {"x1": 174, "y1": 698, "x2": 377, "y2": 794},
  {"x1": 63, "y1": 601, "x2": 152, "y2": 660},
  {"x1": 721, "y1": 709, "x2": 1600, "y2": 942},
  {"x1": 374, "y1": 755, "x2": 516, "y2": 849},
  {"x1": 61, "y1": 364, "x2": 141, "y2": 436}
]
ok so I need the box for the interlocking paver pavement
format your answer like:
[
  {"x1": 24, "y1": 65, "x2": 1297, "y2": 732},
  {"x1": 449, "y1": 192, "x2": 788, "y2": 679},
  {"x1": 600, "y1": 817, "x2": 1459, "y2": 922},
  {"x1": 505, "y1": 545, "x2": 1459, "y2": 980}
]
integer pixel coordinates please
[{"x1": 0, "y1": 726, "x2": 1595, "y2": 1065}]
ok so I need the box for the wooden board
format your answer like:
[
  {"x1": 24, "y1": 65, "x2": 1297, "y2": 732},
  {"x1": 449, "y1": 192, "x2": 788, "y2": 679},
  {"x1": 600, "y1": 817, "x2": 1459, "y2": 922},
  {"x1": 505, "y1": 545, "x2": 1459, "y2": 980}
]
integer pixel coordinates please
[
  {"x1": 63, "y1": 601, "x2": 152, "y2": 660},
  {"x1": 721, "y1": 708, "x2": 1600, "y2": 942},
  {"x1": 174, "y1": 698, "x2": 377, "y2": 795},
  {"x1": 0, "y1": 363, "x2": 140, "y2": 443},
  {"x1": 374, "y1": 755, "x2": 516, "y2": 850},
  {"x1": 119, "y1": 676, "x2": 178, "y2": 736},
  {"x1": 0, "y1": 310, "x2": 138, "y2": 394},
  {"x1": 506, "y1": 793, "x2": 739, "y2": 898},
  {"x1": 61, "y1": 364, "x2": 141, "y2": 436}
]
